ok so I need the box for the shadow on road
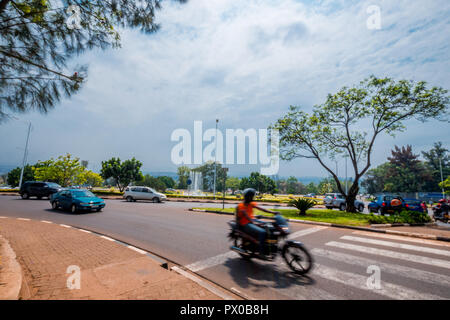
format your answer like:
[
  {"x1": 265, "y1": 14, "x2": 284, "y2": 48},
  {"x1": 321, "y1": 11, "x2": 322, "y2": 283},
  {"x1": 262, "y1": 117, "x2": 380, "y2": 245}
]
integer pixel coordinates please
[
  {"x1": 223, "y1": 256, "x2": 315, "y2": 292},
  {"x1": 43, "y1": 208, "x2": 99, "y2": 216}
]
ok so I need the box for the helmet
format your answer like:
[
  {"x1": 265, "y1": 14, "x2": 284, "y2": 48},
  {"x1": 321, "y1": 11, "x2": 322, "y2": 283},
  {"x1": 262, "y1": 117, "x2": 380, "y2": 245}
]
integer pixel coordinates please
[
  {"x1": 243, "y1": 188, "x2": 256, "y2": 203},
  {"x1": 439, "y1": 199, "x2": 447, "y2": 204}
]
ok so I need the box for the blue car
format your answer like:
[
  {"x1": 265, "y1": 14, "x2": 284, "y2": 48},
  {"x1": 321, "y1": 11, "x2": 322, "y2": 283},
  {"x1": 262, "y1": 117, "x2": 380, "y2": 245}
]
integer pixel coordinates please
[
  {"x1": 50, "y1": 189, "x2": 105, "y2": 213},
  {"x1": 403, "y1": 198, "x2": 426, "y2": 213},
  {"x1": 368, "y1": 195, "x2": 405, "y2": 215}
]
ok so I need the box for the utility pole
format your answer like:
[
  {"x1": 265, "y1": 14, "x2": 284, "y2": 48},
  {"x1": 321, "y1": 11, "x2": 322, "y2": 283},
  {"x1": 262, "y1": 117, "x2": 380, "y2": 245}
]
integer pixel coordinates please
[
  {"x1": 213, "y1": 119, "x2": 219, "y2": 199},
  {"x1": 19, "y1": 122, "x2": 32, "y2": 189},
  {"x1": 439, "y1": 157, "x2": 445, "y2": 199},
  {"x1": 345, "y1": 156, "x2": 348, "y2": 195}
]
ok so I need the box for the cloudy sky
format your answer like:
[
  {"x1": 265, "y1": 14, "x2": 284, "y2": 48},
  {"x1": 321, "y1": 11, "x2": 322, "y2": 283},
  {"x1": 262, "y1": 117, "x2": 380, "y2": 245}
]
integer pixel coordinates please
[{"x1": 1, "y1": 0, "x2": 449, "y2": 178}]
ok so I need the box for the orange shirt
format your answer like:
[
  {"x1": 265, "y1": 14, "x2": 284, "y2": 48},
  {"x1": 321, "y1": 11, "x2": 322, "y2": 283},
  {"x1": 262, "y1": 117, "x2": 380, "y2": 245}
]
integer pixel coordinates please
[{"x1": 237, "y1": 202, "x2": 256, "y2": 226}]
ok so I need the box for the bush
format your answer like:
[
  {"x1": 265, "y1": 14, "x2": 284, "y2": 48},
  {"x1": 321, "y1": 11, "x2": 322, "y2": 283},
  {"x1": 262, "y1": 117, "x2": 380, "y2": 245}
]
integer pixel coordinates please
[
  {"x1": 289, "y1": 198, "x2": 317, "y2": 216},
  {"x1": 367, "y1": 210, "x2": 431, "y2": 225}
]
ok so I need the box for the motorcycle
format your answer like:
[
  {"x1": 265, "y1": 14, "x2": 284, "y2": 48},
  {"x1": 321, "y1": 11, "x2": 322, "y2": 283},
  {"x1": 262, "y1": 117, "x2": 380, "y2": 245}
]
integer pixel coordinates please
[
  {"x1": 432, "y1": 205, "x2": 450, "y2": 223},
  {"x1": 228, "y1": 214, "x2": 314, "y2": 275}
]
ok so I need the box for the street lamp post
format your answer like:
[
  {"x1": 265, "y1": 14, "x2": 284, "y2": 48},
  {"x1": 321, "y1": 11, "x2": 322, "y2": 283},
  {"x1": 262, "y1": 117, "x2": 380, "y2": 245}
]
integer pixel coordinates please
[
  {"x1": 439, "y1": 157, "x2": 445, "y2": 199},
  {"x1": 18, "y1": 122, "x2": 32, "y2": 189},
  {"x1": 213, "y1": 119, "x2": 219, "y2": 199}
]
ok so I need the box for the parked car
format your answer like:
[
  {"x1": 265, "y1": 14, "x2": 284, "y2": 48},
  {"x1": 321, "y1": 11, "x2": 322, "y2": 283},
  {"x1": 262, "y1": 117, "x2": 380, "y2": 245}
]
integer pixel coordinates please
[
  {"x1": 323, "y1": 193, "x2": 365, "y2": 212},
  {"x1": 403, "y1": 198, "x2": 427, "y2": 213},
  {"x1": 368, "y1": 195, "x2": 405, "y2": 215},
  {"x1": 123, "y1": 186, "x2": 167, "y2": 203},
  {"x1": 20, "y1": 181, "x2": 62, "y2": 199},
  {"x1": 306, "y1": 193, "x2": 316, "y2": 198},
  {"x1": 50, "y1": 189, "x2": 105, "y2": 213}
]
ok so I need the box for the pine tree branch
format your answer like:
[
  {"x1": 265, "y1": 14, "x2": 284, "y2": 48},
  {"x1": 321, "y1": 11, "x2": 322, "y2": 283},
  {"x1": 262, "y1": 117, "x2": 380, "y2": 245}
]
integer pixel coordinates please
[{"x1": 0, "y1": 0, "x2": 10, "y2": 14}]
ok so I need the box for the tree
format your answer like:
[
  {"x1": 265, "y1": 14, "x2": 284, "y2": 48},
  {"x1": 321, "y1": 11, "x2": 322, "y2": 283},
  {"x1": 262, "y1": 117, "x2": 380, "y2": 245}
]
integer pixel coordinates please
[
  {"x1": 136, "y1": 174, "x2": 166, "y2": 192},
  {"x1": 306, "y1": 182, "x2": 318, "y2": 194},
  {"x1": 0, "y1": 0, "x2": 186, "y2": 122},
  {"x1": 33, "y1": 154, "x2": 85, "y2": 186},
  {"x1": 157, "y1": 176, "x2": 176, "y2": 189},
  {"x1": 225, "y1": 177, "x2": 240, "y2": 193},
  {"x1": 7, "y1": 164, "x2": 34, "y2": 187},
  {"x1": 177, "y1": 166, "x2": 190, "y2": 189},
  {"x1": 361, "y1": 162, "x2": 392, "y2": 194},
  {"x1": 193, "y1": 161, "x2": 227, "y2": 192},
  {"x1": 422, "y1": 142, "x2": 450, "y2": 191},
  {"x1": 272, "y1": 76, "x2": 449, "y2": 212},
  {"x1": 77, "y1": 170, "x2": 103, "y2": 187},
  {"x1": 239, "y1": 172, "x2": 277, "y2": 194},
  {"x1": 439, "y1": 176, "x2": 450, "y2": 195},
  {"x1": 100, "y1": 157, "x2": 142, "y2": 192}
]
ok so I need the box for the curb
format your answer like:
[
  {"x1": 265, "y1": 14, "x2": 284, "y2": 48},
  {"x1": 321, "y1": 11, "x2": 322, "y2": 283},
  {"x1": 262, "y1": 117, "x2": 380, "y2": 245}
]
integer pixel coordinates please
[
  {"x1": 189, "y1": 209, "x2": 450, "y2": 243},
  {"x1": 0, "y1": 235, "x2": 22, "y2": 300}
]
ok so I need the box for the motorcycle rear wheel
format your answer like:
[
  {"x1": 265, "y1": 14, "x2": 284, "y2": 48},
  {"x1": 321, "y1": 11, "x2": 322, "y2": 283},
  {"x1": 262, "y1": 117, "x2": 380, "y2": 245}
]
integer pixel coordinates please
[{"x1": 282, "y1": 242, "x2": 313, "y2": 275}]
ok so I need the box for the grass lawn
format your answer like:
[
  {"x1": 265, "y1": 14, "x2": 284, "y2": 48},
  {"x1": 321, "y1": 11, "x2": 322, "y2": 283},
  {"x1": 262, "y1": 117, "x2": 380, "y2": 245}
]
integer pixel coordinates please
[{"x1": 192, "y1": 207, "x2": 371, "y2": 226}]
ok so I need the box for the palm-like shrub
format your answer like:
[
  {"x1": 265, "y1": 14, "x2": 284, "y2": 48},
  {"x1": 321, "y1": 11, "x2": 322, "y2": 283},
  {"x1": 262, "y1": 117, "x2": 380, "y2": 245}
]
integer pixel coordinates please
[{"x1": 289, "y1": 198, "x2": 317, "y2": 216}]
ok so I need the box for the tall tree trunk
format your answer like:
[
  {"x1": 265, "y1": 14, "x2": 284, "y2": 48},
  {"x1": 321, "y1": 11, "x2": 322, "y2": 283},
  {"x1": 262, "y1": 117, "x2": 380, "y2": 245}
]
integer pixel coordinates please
[{"x1": 345, "y1": 182, "x2": 360, "y2": 213}]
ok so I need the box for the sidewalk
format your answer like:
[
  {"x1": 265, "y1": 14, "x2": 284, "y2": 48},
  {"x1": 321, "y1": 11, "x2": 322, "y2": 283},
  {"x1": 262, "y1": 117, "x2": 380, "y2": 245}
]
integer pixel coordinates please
[{"x1": 0, "y1": 217, "x2": 223, "y2": 300}]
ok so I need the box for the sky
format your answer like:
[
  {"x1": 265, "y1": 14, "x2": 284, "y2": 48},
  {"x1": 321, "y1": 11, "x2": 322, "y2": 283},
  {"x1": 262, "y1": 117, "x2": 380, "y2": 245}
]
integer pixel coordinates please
[{"x1": 0, "y1": 0, "x2": 449, "y2": 178}]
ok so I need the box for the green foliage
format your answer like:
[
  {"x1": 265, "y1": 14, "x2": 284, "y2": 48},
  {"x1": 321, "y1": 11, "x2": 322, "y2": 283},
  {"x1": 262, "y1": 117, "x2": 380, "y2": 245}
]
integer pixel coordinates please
[
  {"x1": 0, "y1": 0, "x2": 186, "y2": 121},
  {"x1": 440, "y1": 176, "x2": 450, "y2": 194},
  {"x1": 177, "y1": 166, "x2": 190, "y2": 189},
  {"x1": 33, "y1": 154, "x2": 85, "y2": 187},
  {"x1": 100, "y1": 157, "x2": 143, "y2": 192},
  {"x1": 77, "y1": 170, "x2": 104, "y2": 187},
  {"x1": 136, "y1": 174, "x2": 169, "y2": 192},
  {"x1": 7, "y1": 165, "x2": 34, "y2": 187},
  {"x1": 367, "y1": 210, "x2": 432, "y2": 224},
  {"x1": 288, "y1": 197, "x2": 317, "y2": 215},
  {"x1": 239, "y1": 172, "x2": 277, "y2": 194},
  {"x1": 225, "y1": 177, "x2": 241, "y2": 193},
  {"x1": 272, "y1": 76, "x2": 449, "y2": 211},
  {"x1": 193, "y1": 161, "x2": 227, "y2": 192}
]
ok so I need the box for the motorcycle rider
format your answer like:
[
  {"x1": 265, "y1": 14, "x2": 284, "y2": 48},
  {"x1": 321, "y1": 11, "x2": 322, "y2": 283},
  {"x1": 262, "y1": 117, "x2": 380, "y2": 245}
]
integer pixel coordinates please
[
  {"x1": 434, "y1": 199, "x2": 449, "y2": 219},
  {"x1": 236, "y1": 188, "x2": 279, "y2": 258}
]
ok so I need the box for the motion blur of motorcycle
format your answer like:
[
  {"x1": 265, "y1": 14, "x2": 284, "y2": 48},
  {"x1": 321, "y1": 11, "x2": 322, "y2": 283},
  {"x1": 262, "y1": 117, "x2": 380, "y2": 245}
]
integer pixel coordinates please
[{"x1": 432, "y1": 199, "x2": 450, "y2": 223}]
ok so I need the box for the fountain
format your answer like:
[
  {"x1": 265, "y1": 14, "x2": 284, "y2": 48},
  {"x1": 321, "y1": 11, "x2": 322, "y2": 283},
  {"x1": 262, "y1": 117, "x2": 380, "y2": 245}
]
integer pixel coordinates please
[{"x1": 187, "y1": 171, "x2": 204, "y2": 196}]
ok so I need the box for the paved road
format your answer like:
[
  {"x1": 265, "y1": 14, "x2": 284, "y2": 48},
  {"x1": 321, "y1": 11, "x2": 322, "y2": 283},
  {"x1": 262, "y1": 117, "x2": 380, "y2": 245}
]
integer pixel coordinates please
[{"x1": 1, "y1": 195, "x2": 449, "y2": 300}]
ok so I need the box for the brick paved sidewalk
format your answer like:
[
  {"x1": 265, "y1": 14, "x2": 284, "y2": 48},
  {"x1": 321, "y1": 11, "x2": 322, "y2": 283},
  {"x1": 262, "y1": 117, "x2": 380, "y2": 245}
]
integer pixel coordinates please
[{"x1": 0, "y1": 218, "x2": 223, "y2": 300}]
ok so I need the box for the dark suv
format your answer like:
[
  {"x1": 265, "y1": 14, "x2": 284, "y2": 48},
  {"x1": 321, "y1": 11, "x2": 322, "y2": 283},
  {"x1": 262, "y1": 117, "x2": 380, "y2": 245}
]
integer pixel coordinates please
[{"x1": 20, "y1": 181, "x2": 62, "y2": 199}]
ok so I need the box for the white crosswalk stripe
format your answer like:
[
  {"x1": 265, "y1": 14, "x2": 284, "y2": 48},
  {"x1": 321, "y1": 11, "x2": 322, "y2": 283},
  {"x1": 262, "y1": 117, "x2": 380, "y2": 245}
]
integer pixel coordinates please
[
  {"x1": 340, "y1": 235, "x2": 450, "y2": 257},
  {"x1": 312, "y1": 248, "x2": 450, "y2": 288},
  {"x1": 288, "y1": 226, "x2": 328, "y2": 240},
  {"x1": 312, "y1": 263, "x2": 446, "y2": 300},
  {"x1": 326, "y1": 241, "x2": 450, "y2": 269},
  {"x1": 352, "y1": 231, "x2": 450, "y2": 248}
]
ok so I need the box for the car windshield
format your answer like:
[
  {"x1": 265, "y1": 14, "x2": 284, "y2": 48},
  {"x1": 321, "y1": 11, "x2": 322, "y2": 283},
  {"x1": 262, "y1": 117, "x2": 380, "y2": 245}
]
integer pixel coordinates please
[{"x1": 72, "y1": 190, "x2": 96, "y2": 198}]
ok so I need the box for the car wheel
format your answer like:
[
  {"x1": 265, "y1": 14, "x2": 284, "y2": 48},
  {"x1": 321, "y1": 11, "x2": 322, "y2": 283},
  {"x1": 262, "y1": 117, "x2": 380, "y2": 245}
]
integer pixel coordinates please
[
  {"x1": 52, "y1": 201, "x2": 59, "y2": 210},
  {"x1": 96, "y1": 208, "x2": 102, "y2": 212},
  {"x1": 21, "y1": 192, "x2": 29, "y2": 199},
  {"x1": 37, "y1": 196, "x2": 42, "y2": 200},
  {"x1": 152, "y1": 197, "x2": 159, "y2": 203},
  {"x1": 70, "y1": 204, "x2": 77, "y2": 214},
  {"x1": 126, "y1": 196, "x2": 133, "y2": 202},
  {"x1": 339, "y1": 204, "x2": 346, "y2": 211},
  {"x1": 326, "y1": 206, "x2": 333, "y2": 210}
]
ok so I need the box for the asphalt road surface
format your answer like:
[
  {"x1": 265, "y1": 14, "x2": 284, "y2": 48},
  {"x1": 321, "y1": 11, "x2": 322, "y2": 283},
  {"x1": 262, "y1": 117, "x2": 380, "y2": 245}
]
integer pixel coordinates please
[{"x1": 1, "y1": 195, "x2": 449, "y2": 300}]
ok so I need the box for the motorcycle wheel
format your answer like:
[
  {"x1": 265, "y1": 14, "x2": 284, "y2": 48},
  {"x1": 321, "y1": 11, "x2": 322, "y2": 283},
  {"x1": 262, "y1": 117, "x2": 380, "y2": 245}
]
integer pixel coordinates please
[{"x1": 282, "y1": 242, "x2": 313, "y2": 275}]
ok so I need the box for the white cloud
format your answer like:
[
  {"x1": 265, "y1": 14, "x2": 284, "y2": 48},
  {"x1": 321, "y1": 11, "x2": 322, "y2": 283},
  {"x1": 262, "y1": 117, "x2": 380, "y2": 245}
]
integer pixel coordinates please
[{"x1": 1, "y1": 0, "x2": 449, "y2": 177}]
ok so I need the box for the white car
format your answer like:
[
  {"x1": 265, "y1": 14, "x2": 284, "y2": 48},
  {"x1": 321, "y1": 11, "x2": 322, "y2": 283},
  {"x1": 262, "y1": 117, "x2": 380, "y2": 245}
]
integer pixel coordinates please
[{"x1": 123, "y1": 186, "x2": 167, "y2": 203}]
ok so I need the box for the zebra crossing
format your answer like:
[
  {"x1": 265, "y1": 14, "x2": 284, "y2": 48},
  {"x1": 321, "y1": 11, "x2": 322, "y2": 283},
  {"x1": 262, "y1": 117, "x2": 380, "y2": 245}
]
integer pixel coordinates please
[{"x1": 184, "y1": 226, "x2": 450, "y2": 300}]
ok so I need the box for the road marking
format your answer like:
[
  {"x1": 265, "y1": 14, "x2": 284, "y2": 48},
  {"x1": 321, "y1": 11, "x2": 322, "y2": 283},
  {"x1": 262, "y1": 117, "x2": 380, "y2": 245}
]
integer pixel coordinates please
[
  {"x1": 17, "y1": 218, "x2": 30, "y2": 221},
  {"x1": 59, "y1": 224, "x2": 71, "y2": 228},
  {"x1": 312, "y1": 248, "x2": 450, "y2": 288},
  {"x1": 186, "y1": 252, "x2": 238, "y2": 272},
  {"x1": 340, "y1": 236, "x2": 450, "y2": 257},
  {"x1": 171, "y1": 266, "x2": 235, "y2": 300},
  {"x1": 99, "y1": 235, "x2": 115, "y2": 242},
  {"x1": 78, "y1": 229, "x2": 92, "y2": 234},
  {"x1": 326, "y1": 241, "x2": 450, "y2": 269},
  {"x1": 127, "y1": 245, "x2": 146, "y2": 255},
  {"x1": 0, "y1": 216, "x2": 6, "y2": 219},
  {"x1": 288, "y1": 226, "x2": 328, "y2": 239},
  {"x1": 41, "y1": 220, "x2": 52, "y2": 224},
  {"x1": 313, "y1": 263, "x2": 445, "y2": 300},
  {"x1": 186, "y1": 226, "x2": 327, "y2": 273},
  {"x1": 352, "y1": 231, "x2": 450, "y2": 248}
]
